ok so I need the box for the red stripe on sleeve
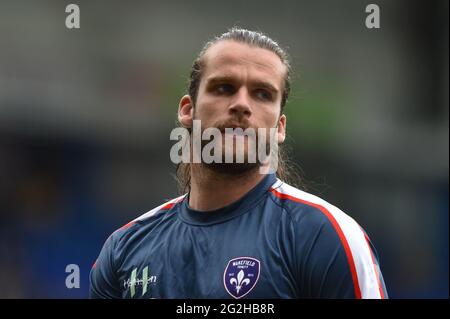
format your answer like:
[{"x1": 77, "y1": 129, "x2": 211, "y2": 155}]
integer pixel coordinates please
[{"x1": 270, "y1": 188, "x2": 362, "y2": 299}]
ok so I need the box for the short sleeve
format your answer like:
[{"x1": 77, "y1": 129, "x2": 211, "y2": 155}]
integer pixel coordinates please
[
  {"x1": 295, "y1": 206, "x2": 388, "y2": 299},
  {"x1": 89, "y1": 234, "x2": 122, "y2": 299}
]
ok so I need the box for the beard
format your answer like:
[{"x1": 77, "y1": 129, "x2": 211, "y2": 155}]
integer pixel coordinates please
[
  {"x1": 202, "y1": 140, "x2": 261, "y2": 175},
  {"x1": 204, "y1": 160, "x2": 260, "y2": 176},
  {"x1": 190, "y1": 106, "x2": 277, "y2": 176},
  {"x1": 199, "y1": 123, "x2": 271, "y2": 177}
]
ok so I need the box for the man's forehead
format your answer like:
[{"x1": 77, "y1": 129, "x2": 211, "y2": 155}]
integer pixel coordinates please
[{"x1": 202, "y1": 40, "x2": 286, "y2": 83}]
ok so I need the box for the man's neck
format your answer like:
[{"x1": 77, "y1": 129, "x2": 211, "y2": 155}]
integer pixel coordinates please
[{"x1": 188, "y1": 164, "x2": 266, "y2": 212}]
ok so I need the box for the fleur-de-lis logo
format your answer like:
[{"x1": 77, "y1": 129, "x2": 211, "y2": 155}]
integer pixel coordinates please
[
  {"x1": 229, "y1": 270, "x2": 251, "y2": 295},
  {"x1": 224, "y1": 257, "x2": 260, "y2": 299}
]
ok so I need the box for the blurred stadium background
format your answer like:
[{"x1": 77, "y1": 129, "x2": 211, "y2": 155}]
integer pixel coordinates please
[{"x1": 0, "y1": 0, "x2": 448, "y2": 298}]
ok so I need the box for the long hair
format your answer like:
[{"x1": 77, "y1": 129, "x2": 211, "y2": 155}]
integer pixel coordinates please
[{"x1": 175, "y1": 27, "x2": 305, "y2": 194}]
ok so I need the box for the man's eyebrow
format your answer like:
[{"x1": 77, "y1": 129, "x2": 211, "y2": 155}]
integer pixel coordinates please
[
  {"x1": 206, "y1": 76, "x2": 280, "y2": 93},
  {"x1": 205, "y1": 76, "x2": 236, "y2": 85},
  {"x1": 252, "y1": 81, "x2": 279, "y2": 94}
]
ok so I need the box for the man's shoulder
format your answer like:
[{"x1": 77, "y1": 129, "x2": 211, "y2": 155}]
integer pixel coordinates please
[
  {"x1": 268, "y1": 179, "x2": 359, "y2": 231},
  {"x1": 108, "y1": 194, "x2": 186, "y2": 243},
  {"x1": 131, "y1": 194, "x2": 186, "y2": 224}
]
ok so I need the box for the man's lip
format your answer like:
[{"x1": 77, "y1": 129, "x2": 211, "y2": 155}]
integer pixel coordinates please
[{"x1": 219, "y1": 125, "x2": 249, "y2": 133}]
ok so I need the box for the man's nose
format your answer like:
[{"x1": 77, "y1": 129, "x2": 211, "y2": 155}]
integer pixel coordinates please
[{"x1": 228, "y1": 87, "x2": 252, "y2": 118}]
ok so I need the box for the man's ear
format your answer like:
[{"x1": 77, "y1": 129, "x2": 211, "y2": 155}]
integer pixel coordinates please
[
  {"x1": 277, "y1": 114, "x2": 286, "y2": 144},
  {"x1": 178, "y1": 95, "x2": 194, "y2": 128}
]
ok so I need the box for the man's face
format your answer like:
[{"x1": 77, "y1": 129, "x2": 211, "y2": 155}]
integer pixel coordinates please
[{"x1": 179, "y1": 40, "x2": 287, "y2": 171}]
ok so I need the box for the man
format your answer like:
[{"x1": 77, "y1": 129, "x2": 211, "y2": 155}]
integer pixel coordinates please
[{"x1": 90, "y1": 28, "x2": 388, "y2": 299}]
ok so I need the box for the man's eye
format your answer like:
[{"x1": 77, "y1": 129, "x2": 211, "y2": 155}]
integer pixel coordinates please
[
  {"x1": 255, "y1": 89, "x2": 272, "y2": 101},
  {"x1": 215, "y1": 84, "x2": 234, "y2": 94}
]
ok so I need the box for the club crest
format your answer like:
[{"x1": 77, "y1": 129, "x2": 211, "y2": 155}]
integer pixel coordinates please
[{"x1": 223, "y1": 257, "x2": 260, "y2": 299}]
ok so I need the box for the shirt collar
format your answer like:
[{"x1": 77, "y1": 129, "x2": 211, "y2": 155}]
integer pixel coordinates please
[{"x1": 178, "y1": 173, "x2": 277, "y2": 226}]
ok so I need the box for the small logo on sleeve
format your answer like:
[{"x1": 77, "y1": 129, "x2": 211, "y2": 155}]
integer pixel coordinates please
[
  {"x1": 124, "y1": 266, "x2": 157, "y2": 298},
  {"x1": 223, "y1": 257, "x2": 260, "y2": 299}
]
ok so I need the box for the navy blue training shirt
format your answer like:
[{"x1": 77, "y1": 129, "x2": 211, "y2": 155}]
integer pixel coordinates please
[{"x1": 90, "y1": 173, "x2": 388, "y2": 299}]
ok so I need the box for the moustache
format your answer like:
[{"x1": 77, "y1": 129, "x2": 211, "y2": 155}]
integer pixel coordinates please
[{"x1": 204, "y1": 120, "x2": 252, "y2": 133}]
